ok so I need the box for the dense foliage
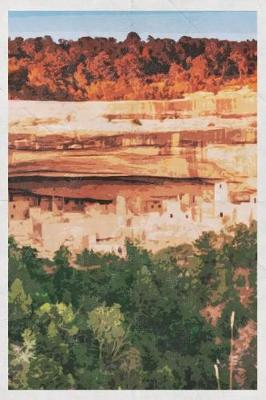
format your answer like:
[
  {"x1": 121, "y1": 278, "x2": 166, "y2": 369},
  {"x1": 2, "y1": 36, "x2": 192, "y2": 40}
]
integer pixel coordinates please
[
  {"x1": 9, "y1": 33, "x2": 256, "y2": 101},
  {"x1": 8, "y1": 222, "x2": 257, "y2": 389}
]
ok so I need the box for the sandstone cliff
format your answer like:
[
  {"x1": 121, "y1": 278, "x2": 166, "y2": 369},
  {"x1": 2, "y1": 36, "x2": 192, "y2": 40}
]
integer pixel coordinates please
[{"x1": 9, "y1": 88, "x2": 256, "y2": 193}]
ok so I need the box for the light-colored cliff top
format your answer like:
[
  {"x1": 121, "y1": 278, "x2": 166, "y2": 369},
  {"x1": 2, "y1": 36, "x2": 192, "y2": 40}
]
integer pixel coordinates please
[{"x1": 9, "y1": 87, "x2": 256, "y2": 137}]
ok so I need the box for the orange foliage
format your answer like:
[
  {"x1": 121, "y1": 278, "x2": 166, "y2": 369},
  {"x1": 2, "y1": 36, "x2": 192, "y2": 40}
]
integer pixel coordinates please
[{"x1": 8, "y1": 33, "x2": 257, "y2": 101}]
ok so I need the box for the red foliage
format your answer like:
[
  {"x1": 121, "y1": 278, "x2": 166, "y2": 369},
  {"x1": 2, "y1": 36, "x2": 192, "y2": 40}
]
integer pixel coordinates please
[{"x1": 8, "y1": 34, "x2": 257, "y2": 101}]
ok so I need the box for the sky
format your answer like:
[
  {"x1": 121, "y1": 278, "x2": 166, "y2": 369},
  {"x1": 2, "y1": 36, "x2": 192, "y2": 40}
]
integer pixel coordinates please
[{"x1": 8, "y1": 11, "x2": 257, "y2": 42}]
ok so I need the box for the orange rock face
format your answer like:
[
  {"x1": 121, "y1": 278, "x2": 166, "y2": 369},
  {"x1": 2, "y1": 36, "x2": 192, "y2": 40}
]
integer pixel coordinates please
[{"x1": 9, "y1": 88, "x2": 256, "y2": 181}]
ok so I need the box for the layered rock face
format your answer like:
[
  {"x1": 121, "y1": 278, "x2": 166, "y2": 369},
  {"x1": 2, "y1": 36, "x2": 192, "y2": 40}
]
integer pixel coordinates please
[
  {"x1": 9, "y1": 87, "x2": 256, "y2": 183},
  {"x1": 8, "y1": 87, "x2": 257, "y2": 256}
]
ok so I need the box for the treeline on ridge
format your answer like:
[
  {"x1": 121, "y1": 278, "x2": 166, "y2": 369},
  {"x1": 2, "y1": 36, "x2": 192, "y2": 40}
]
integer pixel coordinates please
[{"x1": 9, "y1": 33, "x2": 257, "y2": 101}]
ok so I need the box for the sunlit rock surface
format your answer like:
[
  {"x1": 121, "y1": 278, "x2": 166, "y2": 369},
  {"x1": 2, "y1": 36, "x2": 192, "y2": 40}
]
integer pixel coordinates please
[
  {"x1": 9, "y1": 87, "x2": 256, "y2": 183},
  {"x1": 8, "y1": 87, "x2": 257, "y2": 256}
]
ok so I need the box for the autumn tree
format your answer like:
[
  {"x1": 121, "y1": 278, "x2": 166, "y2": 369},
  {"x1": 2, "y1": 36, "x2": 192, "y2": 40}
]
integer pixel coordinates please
[
  {"x1": 230, "y1": 49, "x2": 248, "y2": 79},
  {"x1": 88, "y1": 51, "x2": 116, "y2": 80},
  {"x1": 189, "y1": 54, "x2": 209, "y2": 90},
  {"x1": 114, "y1": 52, "x2": 143, "y2": 80},
  {"x1": 8, "y1": 35, "x2": 257, "y2": 100}
]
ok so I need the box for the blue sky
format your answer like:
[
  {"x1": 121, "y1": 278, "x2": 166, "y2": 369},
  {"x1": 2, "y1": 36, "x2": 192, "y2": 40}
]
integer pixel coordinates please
[{"x1": 9, "y1": 11, "x2": 256, "y2": 42}]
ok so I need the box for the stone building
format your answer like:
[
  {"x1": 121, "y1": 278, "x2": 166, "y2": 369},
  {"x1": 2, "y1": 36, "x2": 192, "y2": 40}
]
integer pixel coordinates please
[{"x1": 8, "y1": 180, "x2": 257, "y2": 258}]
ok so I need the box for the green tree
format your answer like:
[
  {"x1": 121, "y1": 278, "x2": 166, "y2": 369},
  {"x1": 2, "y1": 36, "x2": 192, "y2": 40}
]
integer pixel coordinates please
[
  {"x1": 28, "y1": 355, "x2": 75, "y2": 389},
  {"x1": 8, "y1": 223, "x2": 257, "y2": 389},
  {"x1": 88, "y1": 304, "x2": 129, "y2": 369},
  {"x1": 194, "y1": 231, "x2": 220, "y2": 305},
  {"x1": 9, "y1": 329, "x2": 36, "y2": 389},
  {"x1": 53, "y1": 245, "x2": 71, "y2": 269},
  {"x1": 9, "y1": 278, "x2": 32, "y2": 339}
]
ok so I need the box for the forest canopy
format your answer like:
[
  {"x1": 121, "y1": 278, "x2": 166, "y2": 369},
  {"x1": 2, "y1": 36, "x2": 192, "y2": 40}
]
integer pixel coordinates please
[
  {"x1": 9, "y1": 223, "x2": 257, "y2": 389},
  {"x1": 8, "y1": 34, "x2": 257, "y2": 101}
]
